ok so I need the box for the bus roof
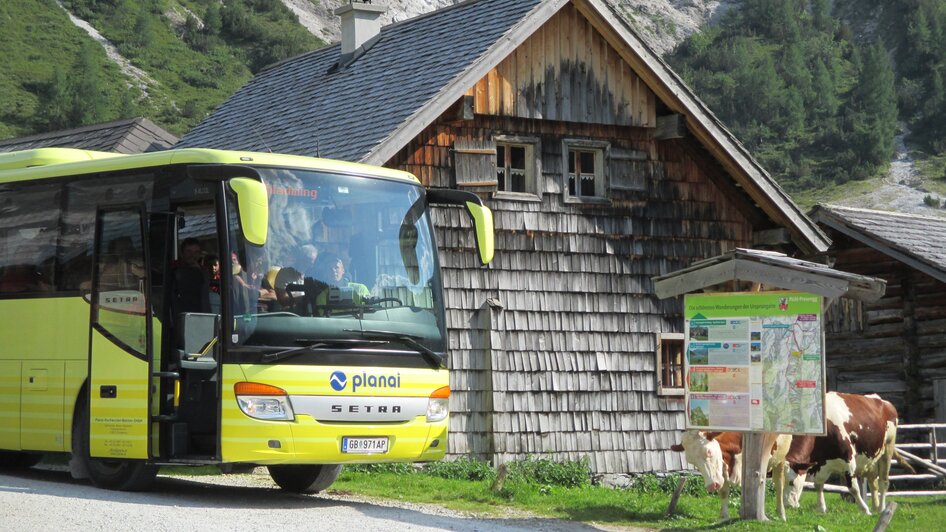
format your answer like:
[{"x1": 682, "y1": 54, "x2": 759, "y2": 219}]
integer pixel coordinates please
[{"x1": 0, "y1": 148, "x2": 420, "y2": 184}]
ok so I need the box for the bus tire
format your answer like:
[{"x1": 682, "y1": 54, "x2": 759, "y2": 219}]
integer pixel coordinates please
[
  {"x1": 73, "y1": 403, "x2": 158, "y2": 491},
  {"x1": 0, "y1": 451, "x2": 43, "y2": 469},
  {"x1": 267, "y1": 464, "x2": 342, "y2": 494}
]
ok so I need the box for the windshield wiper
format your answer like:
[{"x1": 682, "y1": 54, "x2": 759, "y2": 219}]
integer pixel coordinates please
[
  {"x1": 261, "y1": 339, "x2": 385, "y2": 363},
  {"x1": 343, "y1": 329, "x2": 444, "y2": 369}
]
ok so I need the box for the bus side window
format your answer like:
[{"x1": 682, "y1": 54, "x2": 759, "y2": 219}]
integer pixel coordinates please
[
  {"x1": 0, "y1": 183, "x2": 60, "y2": 296},
  {"x1": 59, "y1": 176, "x2": 154, "y2": 292}
]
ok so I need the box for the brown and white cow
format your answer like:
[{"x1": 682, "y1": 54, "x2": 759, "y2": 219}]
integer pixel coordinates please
[
  {"x1": 784, "y1": 392, "x2": 906, "y2": 515},
  {"x1": 671, "y1": 431, "x2": 795, "y2": 520}
]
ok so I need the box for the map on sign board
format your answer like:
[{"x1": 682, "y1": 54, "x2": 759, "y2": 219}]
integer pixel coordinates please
[{"x1": 684, "y1": 292, "x2": 825, "y2": 434}]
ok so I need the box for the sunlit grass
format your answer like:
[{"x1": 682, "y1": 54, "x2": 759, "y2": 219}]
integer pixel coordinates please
[{"x1": 331, "y1": 469, "x2": 946, "y2": 531}]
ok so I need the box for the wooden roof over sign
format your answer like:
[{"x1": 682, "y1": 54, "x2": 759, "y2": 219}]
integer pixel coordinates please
[
  {"x1": 810, "y1": 204, "x2": 946, "y2": 284},
  {"x1": 652, "y1": 248, "x2": 886, "y2": 301}
]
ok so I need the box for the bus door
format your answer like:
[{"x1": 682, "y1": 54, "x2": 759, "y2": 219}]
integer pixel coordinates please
[{"x1": 87, "y1": 206, "x2": 154, "y2": 460}]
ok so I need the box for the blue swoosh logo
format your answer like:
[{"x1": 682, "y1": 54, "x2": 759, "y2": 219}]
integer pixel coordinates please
[{"x1": 330, "y1": 371, "x2": 347, "y2": 391}]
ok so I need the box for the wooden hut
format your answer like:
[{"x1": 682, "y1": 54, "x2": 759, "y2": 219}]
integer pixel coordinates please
[
  {"x1": 0, "y1": 117, "x2": 177, "y2": 154},
  {"x1": 810, "y1": 204, "x2": 946, "y2": 422},
  {"x1": 178, "y1": 0, "x2": 829, "y2": 474}
]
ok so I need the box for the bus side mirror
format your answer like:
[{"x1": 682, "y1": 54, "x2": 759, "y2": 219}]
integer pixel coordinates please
[
  {"x1": 426, "y1": 189, "x2": 494, "y2": 265},
  {"x1": 229, "y1": 178, "x2": 268, "y2": 246}
]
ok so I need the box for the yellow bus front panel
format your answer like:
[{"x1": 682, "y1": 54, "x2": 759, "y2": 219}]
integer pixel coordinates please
[{"x1": 220, "y1": 364, "x2": 448, "y2": 464}]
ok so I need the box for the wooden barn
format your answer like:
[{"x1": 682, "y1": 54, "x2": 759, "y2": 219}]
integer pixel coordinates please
[
  {"x1": 0, "y1": 117, "x2": 177, "y2": 154},
  {"x1": 810, "y1": 205, "x2": 946, "y2": 423},
  {"x1": 178, "y1": 0, "x2": 829, "y2": 474}
]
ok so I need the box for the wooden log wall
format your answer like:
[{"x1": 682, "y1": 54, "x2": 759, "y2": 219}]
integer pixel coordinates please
[
  {"x1": 465, "y1": 2, "x2": 657, "y2": 128},
  {"x1": 388, "y1": 111, "x2": 753, "y2": 473},
  {"x1": 825, "y1": 233, "x2": 946, "y2": 422}
]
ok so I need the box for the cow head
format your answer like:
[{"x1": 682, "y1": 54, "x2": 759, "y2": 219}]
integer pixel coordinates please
[
  {"x1": 671, "y1": 430, "x2": 725, "y2": 492},
  {"x1": 783, "y1": 464, "x2": 809, "y2": 508}
]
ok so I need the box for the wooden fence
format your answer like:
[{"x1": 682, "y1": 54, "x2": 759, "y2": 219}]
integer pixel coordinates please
[{"x1": 887, "y1": 423, "x2": 946, "y2": 497}]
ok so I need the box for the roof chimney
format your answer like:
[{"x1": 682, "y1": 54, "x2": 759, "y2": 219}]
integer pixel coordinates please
[{"x1": 335, "y1": 2, "x2": 386, "y2": 58}]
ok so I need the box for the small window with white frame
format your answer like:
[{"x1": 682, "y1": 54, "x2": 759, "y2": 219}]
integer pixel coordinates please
[
  {"x1": 657, "y1": 333, "x2": 685, "y2": 396},
  {"x1": 495, "y1": 136, "x2": 539, "y2": 199},
  {"x1": 563, "y1": 139, "x2": 608, "y2": 201}
]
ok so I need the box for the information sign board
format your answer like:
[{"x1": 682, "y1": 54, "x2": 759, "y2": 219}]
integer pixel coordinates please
[{"x1": 684, "y1": 291, "x2": 825, "y2": 434}]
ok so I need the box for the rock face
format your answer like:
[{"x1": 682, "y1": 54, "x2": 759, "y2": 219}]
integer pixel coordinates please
[{"x1": 280, "y1": 0, "x2": 732, "y2": 54}]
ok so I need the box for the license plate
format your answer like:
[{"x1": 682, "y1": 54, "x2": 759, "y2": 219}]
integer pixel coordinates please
[{"x1": 342, "y1": 437, "x2": 389, "y2": 454}]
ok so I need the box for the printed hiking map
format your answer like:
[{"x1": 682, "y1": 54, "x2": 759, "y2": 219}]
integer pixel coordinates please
[{"x1": 683, "y1": 292, "x2": 825, "y2": 434}]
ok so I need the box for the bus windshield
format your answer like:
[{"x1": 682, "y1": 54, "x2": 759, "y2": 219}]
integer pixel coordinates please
[{"x1": 226, "y1": 168, "x2": 445, "y2": 363}]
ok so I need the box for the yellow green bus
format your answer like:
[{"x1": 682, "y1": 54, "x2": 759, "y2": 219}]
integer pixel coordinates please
[{"x1": 0, "y1": 148, "x2": 493, "y2": 492}]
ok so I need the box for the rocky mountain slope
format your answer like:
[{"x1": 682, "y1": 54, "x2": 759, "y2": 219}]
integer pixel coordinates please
[{"x1": 279, "y1": 0, "x2": 732, "y2": 55}]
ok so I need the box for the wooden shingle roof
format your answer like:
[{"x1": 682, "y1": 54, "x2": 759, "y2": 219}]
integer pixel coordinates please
[
  {"x1": 0, "y1": 117, "x2": 177, "y2": 154},
  {"x1": 177, "y1": 0, "x2": 829, "y2": 253},
  {"x1": 810, "y1": 204, "x2": 946, "y2": 283}
]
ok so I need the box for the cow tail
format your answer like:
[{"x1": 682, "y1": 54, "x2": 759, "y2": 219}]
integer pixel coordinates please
[{"x1": 893, "y1": 447, "x2": 916, "y2": 474}]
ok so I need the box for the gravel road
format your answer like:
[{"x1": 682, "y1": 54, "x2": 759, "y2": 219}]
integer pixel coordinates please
[{"x1": 0, "y1": 466, "x2": 616, "y2": 532}]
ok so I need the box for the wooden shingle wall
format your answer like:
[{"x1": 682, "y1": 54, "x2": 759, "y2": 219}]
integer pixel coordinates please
[
  {"x1": 465, "y1": 3, "x2": 657, "y2": 128},
  {"x1": 825, "y1": 234, "x2": 946, "y2": 422},
  {"x1": 388, "y1": 112, "x2": 753, "y2": 473}
]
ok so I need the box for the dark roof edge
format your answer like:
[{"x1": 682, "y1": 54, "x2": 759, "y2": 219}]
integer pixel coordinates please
[
  {"x1": 0, "y1": 117, "x2": 142, "y2": 146},
  {"x1": 257, "y1": 0, "x2": 487, "y2": 75},
  {"x1": 810, "y1": 204, "x2": 946, "y2": 284}
]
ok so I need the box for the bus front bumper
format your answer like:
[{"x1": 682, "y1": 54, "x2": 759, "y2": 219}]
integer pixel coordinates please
[{"x1": 220, "y1": 413, "x2": 448, "y2": 465}]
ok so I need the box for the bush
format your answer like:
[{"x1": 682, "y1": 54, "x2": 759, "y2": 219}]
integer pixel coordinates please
[
  {"x1": 628, "y1": 473, "x2": 705, "y2": 496},
  {"x1": 423, "y1": 457, "x2": 495, "y2": 482},
  {"x1": 506, "y1": 456, "x2": 591, "y2": 488},
  {"x1": 344, "y1": 463, "x2": 415, "y2": 475}
]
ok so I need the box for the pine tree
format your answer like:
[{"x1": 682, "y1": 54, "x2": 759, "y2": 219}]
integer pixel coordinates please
[
  {"x1": 853, "y1": 41, "x2": 898, "y2": 166},
  {"x1": 70, "y1": 42, "x2": 108, "y2": 126},
  {"x1": 38, "y1": 67, "x2": 72, "y2": 131}
]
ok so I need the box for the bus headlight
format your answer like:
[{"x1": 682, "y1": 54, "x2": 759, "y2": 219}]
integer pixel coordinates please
[
  {"x1": 235, "y1": 382, "x2": 295, "y2": 421},
  {"x1": 426, "y1": 386, "x2": 450, "y2": 422}
]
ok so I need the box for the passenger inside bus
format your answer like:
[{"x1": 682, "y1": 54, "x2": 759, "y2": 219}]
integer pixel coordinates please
[{"x1": 172, "y1": 237, "x2": 210, "y2": 316}]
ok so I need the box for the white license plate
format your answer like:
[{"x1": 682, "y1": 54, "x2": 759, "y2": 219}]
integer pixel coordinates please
[{"x1": 342, "y1": 437, "x2": 389, "y2": 454}]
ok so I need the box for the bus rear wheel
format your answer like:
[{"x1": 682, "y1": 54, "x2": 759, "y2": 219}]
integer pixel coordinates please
[
  {"x1": 268, "y1": 464, "x2": 342, "y2": 494},
  {"x1": 73, "y1": 403, "x2": 158, "y2": 491},
  {"x1": 0, "y1": 451, "x2": 43, "y2": 469}
]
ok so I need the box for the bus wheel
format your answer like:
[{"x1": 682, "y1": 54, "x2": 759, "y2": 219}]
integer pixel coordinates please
[
  {"x1": 267, "y1": 464, "x2": 342, "y2": 494},
  {"x1": 0, "y1": 451, "x2": 43, "y2": 469},
  {"x1": 73, "y1": 404, "x2": 158, "y2": 491}
]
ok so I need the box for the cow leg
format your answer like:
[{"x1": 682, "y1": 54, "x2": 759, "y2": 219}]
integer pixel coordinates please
[
  {"x1": 773, "y1": 460, "x2": 786, "y2": 521},
  {"x1": 816, "y1": 480, "x2": 827, "y2": 513},
  {"x1": 867, "y1": 473, "x2": 881, "y2": 511},
  {"x1": 719, "y1": 480, "x2": 731, "y2": 520},
  {"x1": 876, "y1": 425, "x2": 896, "y2": 512},
  {"x1": 845, "y1": 472, "x2": 872, "y2": 515}
]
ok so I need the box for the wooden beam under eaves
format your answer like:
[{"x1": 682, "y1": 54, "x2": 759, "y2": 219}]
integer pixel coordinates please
[{"x1": 655, "y1": 114, "x2": 686, "y2": 140}]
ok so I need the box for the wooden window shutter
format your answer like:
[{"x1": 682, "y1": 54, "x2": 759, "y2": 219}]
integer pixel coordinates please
[
  {"x1": 609, "y1": 147, "x2": 648, "y2": 192},
  {"x1": 453, "y1": 139, "x2": 497, "y2": 189}
]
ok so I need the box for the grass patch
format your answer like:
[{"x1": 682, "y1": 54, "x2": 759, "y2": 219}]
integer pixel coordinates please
[
  {"x1": 330, "y1": 464, "x2": 946, "y2": 530},
  {"x1": 790, "y1": 175, "x2": 888, "y2": 211}
]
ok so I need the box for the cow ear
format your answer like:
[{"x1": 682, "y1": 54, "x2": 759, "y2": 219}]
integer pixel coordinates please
[{"x1": 670, "y1": 444, "x2": 684, "y2": 452}]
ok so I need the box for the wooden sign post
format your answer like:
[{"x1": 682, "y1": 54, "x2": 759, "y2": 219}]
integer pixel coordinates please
[
  {"x1": 652, "y1": 249, "x2": 887, "y2": 522},
  {"x1": 741, "y1": 432, "x2": 780, "y2": 520}
]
